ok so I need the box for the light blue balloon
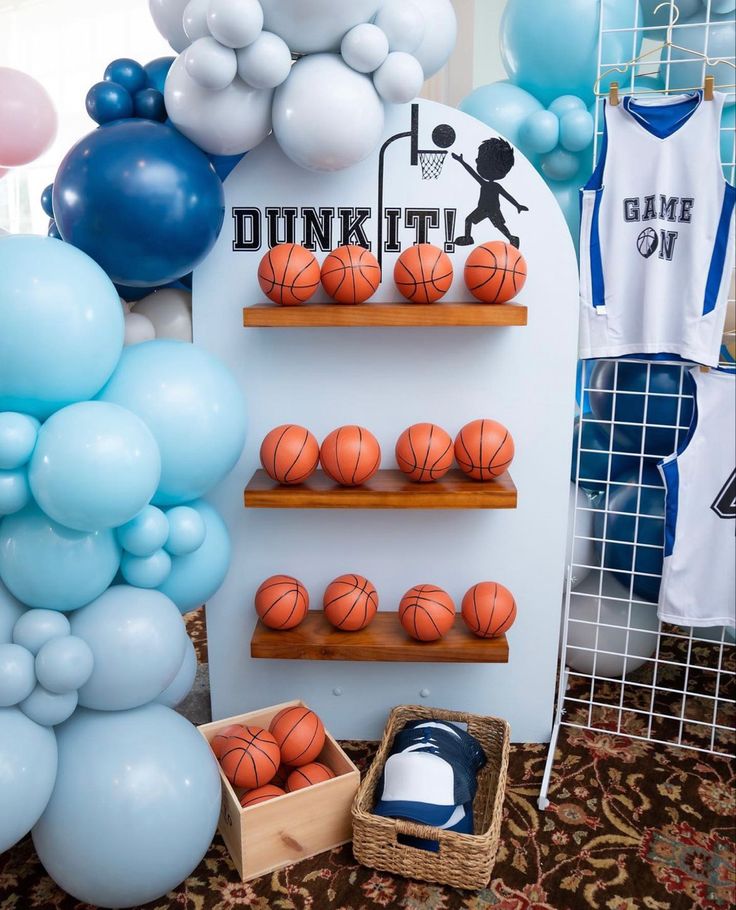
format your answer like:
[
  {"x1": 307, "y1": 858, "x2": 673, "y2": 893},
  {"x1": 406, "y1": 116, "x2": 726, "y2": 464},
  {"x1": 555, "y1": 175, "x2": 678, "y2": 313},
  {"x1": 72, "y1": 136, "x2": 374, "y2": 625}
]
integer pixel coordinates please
[
  {"x1": 551, "y1": 177, "x2": 584, "y2": 249},
  {"x1": 519, "y1": 110, "x2": 560, "y2": 154},
  {"x1": 459, "y1": 80, "x2": 543, "y2": 150},
  {"x1": 13, "y1": 609, "x2": 71, "y2": 654},
  {"x1": 0, "y1": 468, "x2": 31, "y2": 516},
  {"x1": 70, "y1": 585, "x2": 187, "y2": 710},
  {"x1": 29, "y1": 401, "x2": 161, "y2": 533},
  {"x1": 0, "y1": 579, "x2": 25, "y2": 644},
  {"x1": 20, "y1": 685, "x2": 78, "y2": 727},
  {"x1": 120, "y1": 548, "x2": 172, "y2": 588},
  {"x1": 0, "y1": 236, "x2": 124, "y2": 419},
  {"x1": 560, "y1": 109, "x2": 595, "y2": 152},
  {"x1": 668, "y1": 13, "x2": 736, "y2": 97},
  {"x1": 156, "y1": 635, "x2": 197, "y2": 708},
  {"x1": 0, "y1": 706, "x2": 58, "y2": 852},
  {"x1": 32, "y1": 704, "x2": 220, "y2": 908},
  {"x1": 712, "y1": 0, "x2": 735, "y2": 13},
  {"x1": 35, "y1": 635, "x2": 94, "y2": 694},
  {"x1": 640, "y1": 0, "x2": 702, "y2": 38},
  {"x1": 541, "y1": 148, "x2": 585, "y2": 182},
  {"x1": 165, "y1": 506, "x2": 206, "y2": 556},
  {"x1": 501, "y1": 0, "x2": 643, "y2": 106},
  {"x1": 116, "y1": 505, "x2": 169, "y2": 557},
  {"x1": 98, "y1": 341, "x2": 246, "y2": 506},
  {"x1": 0, "y1": 413, "x2": 39, "y2": 469},
  {"x1": 0, "y1": 502, "x2": 121, "y2": 611},
  {"x1": 0, "y1": 642, "x2": 36, "y2": 706},
  {"x1": 548, "y1": 95, "x2": 587, "y2": 119},
  {"x1": 158, "y1": 500, "x2": 231, "y2": 614}
]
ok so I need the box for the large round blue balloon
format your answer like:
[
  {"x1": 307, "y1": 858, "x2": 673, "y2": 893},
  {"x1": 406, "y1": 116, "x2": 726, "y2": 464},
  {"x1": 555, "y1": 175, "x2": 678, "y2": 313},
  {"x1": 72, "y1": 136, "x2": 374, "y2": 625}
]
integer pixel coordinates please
[
  {"x1": 32, "y1": 703, "x2": 221, "y2": 908},
  {"x1": 98, "y1": 341, "x2": 246, "y2": 505},
  {"x1": 53, "y1": 119, "x2": 225, "y2": 287},
  {"x1": 144, "y1": 56, "x2": 176, "y2": 94},
  {"x1": 0, "y1": 235, "x2": 123, "y2": 419},
  {"x1": 459, "y1": 81, "x2": 543, "y2": 151},
  {"x1": 0, "y1": 502, "x2": 121, "y2": 611},
  {"x1": 0, "y1": 579, "x2": 25, "y2": 644},
  {"x1": 668, "y1": 13, "x2": 736, "y2": 96},
  {"x1": 500, "y1": 0, "x2": 643, "y2": 106},
  {"x1": 571, "y1": 416, "x2": 646, "y2": 494}
]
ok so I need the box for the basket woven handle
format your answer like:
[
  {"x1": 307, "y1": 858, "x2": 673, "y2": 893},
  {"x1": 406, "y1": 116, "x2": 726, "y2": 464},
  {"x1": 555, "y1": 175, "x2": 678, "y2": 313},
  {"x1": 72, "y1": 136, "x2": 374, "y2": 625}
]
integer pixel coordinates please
[{"x1": 389, "y1": 817, "x2": 446, "y2": 854}]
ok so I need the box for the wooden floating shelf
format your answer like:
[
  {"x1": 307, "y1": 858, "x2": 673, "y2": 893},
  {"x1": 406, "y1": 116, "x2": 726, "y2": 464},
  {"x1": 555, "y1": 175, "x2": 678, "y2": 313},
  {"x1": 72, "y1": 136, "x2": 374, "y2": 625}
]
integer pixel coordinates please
[
  {"x1": 243, "y1": 302, "x2": 528, "y2": 328},
  {"x1": 244, "y1": 468, "x2": 517, "y2": 510},
  {"x1": 251, "y1": 611, "x2": 509, "y2": 664}
]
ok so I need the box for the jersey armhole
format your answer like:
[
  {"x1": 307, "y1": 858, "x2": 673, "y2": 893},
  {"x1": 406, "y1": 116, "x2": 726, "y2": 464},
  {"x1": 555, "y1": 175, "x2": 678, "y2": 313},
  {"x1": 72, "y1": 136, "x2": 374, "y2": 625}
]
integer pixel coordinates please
[{"x1": 583, "y1": 102, "x2": 608, "y2": 191}]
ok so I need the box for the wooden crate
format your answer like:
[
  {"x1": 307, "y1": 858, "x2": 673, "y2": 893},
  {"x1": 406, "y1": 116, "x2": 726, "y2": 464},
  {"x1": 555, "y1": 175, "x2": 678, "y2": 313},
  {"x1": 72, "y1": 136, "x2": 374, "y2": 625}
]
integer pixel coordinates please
[{"x1": 198, "y1": 700, "x2": 360, "y2": 881}]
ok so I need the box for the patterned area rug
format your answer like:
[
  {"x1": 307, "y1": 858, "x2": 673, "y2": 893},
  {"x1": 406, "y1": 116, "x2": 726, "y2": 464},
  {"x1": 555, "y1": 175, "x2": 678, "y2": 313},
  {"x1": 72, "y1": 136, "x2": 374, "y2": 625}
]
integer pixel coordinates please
[{"x1": 1, "y1": 612, "x2": 733, "y2": 910}]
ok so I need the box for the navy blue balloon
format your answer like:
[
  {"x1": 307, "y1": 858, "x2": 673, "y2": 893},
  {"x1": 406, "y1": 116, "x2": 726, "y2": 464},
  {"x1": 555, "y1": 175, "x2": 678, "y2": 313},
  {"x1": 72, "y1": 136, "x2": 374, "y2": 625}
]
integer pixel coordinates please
[
  {"x1": 177, "y1": 273, "x2": 193, "y2": 290},
  {"x1": 208, "y1": 153, "x2": 246, "y2": 181},
  {"x1": 144, "y1": 57, "x2": 175, "y2": 94},
  {"x1": 104, "y1": 58, "x2": 147, "y2": 95},
  {"x1": 134, "y1": 88, "x2": 167, "y2": 122},
  {"x1": 47, "y1": 220, "x2": 61, "y2": 239},
  {"x1": 86, "y1": 82, "x2": 133, "y2": 125},
  {"x1": 593, "y1": 465, "x2": 665, "y2": 603},
  {"x1": 571, "y1": 416, "x2": 644, "y2": 494},
  {"x1": 40, "y1": 184, "x2": 54, "y2": 218},
  {"x1": 53, "y1": 120, "x2": 225, "y2": 287}
]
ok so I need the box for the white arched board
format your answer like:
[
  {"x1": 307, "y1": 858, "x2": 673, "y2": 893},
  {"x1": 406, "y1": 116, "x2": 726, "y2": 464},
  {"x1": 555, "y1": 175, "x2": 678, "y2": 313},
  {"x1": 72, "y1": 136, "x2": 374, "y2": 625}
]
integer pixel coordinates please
[{"x1": 194, "y1": 100, "x2": 578, "y2": 741}]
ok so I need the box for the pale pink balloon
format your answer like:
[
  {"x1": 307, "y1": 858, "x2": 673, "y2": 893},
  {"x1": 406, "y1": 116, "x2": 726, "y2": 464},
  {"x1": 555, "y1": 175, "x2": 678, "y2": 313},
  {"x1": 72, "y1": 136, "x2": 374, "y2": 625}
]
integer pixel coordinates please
[{"x1": 0, "y1": 67, "x2": 58, "y2": 167}]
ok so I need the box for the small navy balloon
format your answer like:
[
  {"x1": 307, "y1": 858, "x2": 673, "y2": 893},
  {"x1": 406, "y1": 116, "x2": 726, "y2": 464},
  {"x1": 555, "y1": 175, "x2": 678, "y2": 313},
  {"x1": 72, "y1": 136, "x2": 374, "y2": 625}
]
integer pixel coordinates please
[
  {"x1": 85, "y1": 81, "x2": 133, "y2": 125},
  {"x1": 104, "y1": 58, "x2": 148, "y2": 95},
  {"x1": 40, "y1": 183, "x2": 54, "y2": 218}
]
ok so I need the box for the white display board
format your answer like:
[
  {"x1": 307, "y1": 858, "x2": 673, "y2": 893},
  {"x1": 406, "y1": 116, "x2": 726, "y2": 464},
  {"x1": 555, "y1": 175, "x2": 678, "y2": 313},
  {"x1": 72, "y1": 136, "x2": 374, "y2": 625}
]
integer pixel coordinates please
[{"x1": 194, "y1": 100, "x2": 578, "y2": 741}]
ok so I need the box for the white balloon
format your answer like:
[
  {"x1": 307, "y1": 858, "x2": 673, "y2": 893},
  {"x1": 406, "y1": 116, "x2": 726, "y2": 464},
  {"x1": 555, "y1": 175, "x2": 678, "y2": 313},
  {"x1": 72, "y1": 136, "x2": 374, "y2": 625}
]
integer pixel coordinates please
[
  {"x1": 184, "y1": 37, "x2": 238, "y2": 90},
  {"x1": 183, "y1": 0, "x2": 211, "y2": 41},
  {"x1": 373, "y1": 51, "x2": 424, "y2": 104},
  {"x1": 374, "y1": 0, "x2": 425, "y2": 53},
  {"x1": 133, "y1": 289, "x2": 193, "y2": 343},
  {"x1": 165, "y1": 53, "x2": 274, "y2": 155},
  {"x1": 124, "y1": 312, "x2": 156, "y2": 346},
  {"x1": 149, "y1": 0, "x2": 191, "y2": 53},
  {"x1": 237, "y1": 31, "x2": 293, "y2": 89},
  {"x1": 565, "y1": 484, "x2": 597, "y2": 591},
  {"x1": 412, "y1": 0, "x2": 456, "y2": 78},
  {"x1": 259, "y1": 0, "x2": 381, "y2": 54},
  {"x1": 207, "y1": 0, "x2": 263, "y2": 48},
  {"x1": 273, "y1": 53, "x2": 385, "y2": 172},
  {"x1": 341, "y1": 23, "x2": 389, "y2": 74}
]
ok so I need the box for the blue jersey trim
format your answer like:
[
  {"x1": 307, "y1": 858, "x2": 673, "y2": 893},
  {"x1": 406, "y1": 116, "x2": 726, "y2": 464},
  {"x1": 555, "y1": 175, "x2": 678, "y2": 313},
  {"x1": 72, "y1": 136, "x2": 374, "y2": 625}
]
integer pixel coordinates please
[
  {"x1": 589, "y1": 188, "x2": 605, "y2": 309},
  {"x1": 660, "y1": 458, "x2": 680, "y2": 559},
  {"x1": 703, "y1": 182, "x2": 736, "y2": 316},
  {"x1": 623, "y1": 91, "x2": 702, "y2": 140},
  {"x1": 584, "y1": 102, "x2": 608, "y2": 192}
]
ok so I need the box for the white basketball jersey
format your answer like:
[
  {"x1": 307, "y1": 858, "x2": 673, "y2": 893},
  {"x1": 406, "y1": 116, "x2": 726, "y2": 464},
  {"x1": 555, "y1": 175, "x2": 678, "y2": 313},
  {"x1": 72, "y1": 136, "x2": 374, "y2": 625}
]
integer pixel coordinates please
[
  {"x1": 658, "y1": 368, "x2": 735, "y2": 628},
  {"x1": 580, "y1": 92, "x2": 736, "y2": 367}
]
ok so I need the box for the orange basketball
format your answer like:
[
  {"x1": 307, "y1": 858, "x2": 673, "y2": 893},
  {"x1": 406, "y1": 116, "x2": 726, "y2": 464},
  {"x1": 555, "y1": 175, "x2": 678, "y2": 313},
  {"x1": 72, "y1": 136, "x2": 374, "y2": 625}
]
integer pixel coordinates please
[
  {"x1": 258, "y1": 243, "x2": 321, "y2": 306},
  {"x1": 320, "y1": 425, "x2": 381, "y2": 486},
  {"x1": 394, "y1": 243, "x2": 453, "y2": 303},
  {"x1": 269, "y1": 706, "x2": 326, "y2": 767},
  {"x1": 240, "y1": 785, "x2": 286, "y2": 808},
  {"x1": 455, "y1": 419, "x2": 515, "y2": 481},
  {"x1": 395, "y1": 423, "x2": 454, "y2": 482},
  {"x1": 461, "y1": 582, "x2": 517, "y2": 639},
  {"x1": 399, "y1": 585, "x2": 456, "y2": 642},
  {"x1": 254, "y1": 575, "x2": 309, "y2": 631},
  {"x1": 323, "y1": 574, "x2": 378, "y2": 631},
  {"x1": 220, "y1": 725, "x2": 281, "y2": 789},
  {"x1": 260, "y1": 424, "x2": 320, "y2": 485},
  {"x1": 321, "y1": 245, "x2": 381, "y2": 304},
  {"x1": 286, "y1": 762, "x2": 335, "y2": 792},
  {"x1": 464, "y1": 242, "x2": 527, "y2": 304},
  {"x1": 211, "y1": 723, "x2": 246, "y2": 759}
]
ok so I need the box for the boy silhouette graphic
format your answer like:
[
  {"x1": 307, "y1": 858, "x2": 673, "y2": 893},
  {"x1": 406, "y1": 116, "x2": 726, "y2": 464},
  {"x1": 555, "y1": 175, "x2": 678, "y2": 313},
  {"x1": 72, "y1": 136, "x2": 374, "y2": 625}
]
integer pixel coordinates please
[{"x1": 453, "y1": 138, "x2": 528, "y2": 248}]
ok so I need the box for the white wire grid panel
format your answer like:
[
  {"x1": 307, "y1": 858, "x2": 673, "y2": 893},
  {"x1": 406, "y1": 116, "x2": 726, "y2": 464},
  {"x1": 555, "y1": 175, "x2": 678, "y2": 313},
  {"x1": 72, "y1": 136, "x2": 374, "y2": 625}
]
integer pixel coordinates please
[{"x1": 540, "y1": 1, "x2": 736, "y2": 809}]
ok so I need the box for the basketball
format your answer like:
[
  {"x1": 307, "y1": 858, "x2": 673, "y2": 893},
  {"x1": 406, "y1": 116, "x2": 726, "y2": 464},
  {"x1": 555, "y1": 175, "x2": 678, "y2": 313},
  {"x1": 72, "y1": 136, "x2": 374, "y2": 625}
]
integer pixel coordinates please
[
  {"x1": 269, "y1": 706, "x2": 326, "y2": 767},
  {"x1": 240, "y1": 785, "x2": 286, "y2": 808},
  {"x1": 394, "y1": 243, "x2": 453, "y2": 303},
  {"x1": 395, "y1": 423, "x2": 454, "y2": 482},
  {"x1": 320, "y1": 425, "x2": 381, "y2": 486},
  {"x1": 286, "y1": 762, "x2": 336, "y2": 792},
  {"x1": 260, "y1": 424, "x2": 320, "y2": 485},
  {"x1": 464, "y1": 242, "x2": 527, "y2": 304},
  {"x1": 258, "y1": 243, "x2": 321, "y2": 306},
  {"x1": 321, "y1": 245, "x2": 381, "y2": 304},
  {"x1": 399, "y1": 585, "x2": 456, "y2": 642},
  {"x1": 219, "y1": 725, "x2": 281, "y2": 789},
  {"x1": 254, "y1": 575, "x2": 309, "y2": 630},
  {"x1": 455, "y1": 419, "x2": 515, "y2": 481},
  {"x1": 323, "y1": 574, "x2": 378, "y2": 631},
  {"x1": 461, "y1": 582, "x2": 517, "y2": 639},
  {"x1": 637, "y1": 227, "x2": 659, "y2": 259},
  {"x1": 211, "y1": 723, "x2": 246, "y2": 759}
]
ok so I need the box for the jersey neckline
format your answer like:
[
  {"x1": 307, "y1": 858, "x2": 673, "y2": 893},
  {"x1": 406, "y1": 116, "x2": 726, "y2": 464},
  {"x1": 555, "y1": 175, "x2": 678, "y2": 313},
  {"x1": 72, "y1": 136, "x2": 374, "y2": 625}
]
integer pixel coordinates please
[{"x1": 621, "y1": 91, "x2": 704, "y2": 141}]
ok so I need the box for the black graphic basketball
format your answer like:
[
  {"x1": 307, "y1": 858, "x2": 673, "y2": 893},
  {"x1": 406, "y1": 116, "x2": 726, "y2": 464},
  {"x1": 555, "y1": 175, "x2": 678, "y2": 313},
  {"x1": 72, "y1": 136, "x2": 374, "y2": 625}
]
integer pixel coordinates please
[
  {"x1": 432, "y1": 124, "x2": 456, "y2": 149},
  {"x1": 637, "y1": 228, "x2": 659, "y2": 259}
]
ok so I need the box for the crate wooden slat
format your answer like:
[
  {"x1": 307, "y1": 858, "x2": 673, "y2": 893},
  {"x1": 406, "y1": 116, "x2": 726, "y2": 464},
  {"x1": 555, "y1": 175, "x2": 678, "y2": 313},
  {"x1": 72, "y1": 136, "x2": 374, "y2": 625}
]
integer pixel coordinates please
[
  {"x1": 243, "y1": 302, "x2": 528, "y2": 327},
  {"x1": 244, "y1": 468, "x2": 517, "y2": 510},
  {"x1": 251, "y1": 612, "x2": 509, "y2": 663}
]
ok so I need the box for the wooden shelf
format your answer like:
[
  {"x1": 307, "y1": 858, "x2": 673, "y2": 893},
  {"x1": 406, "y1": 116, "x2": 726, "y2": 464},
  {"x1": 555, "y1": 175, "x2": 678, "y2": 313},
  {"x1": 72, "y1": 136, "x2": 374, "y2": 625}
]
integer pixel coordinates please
[
  {"x1": 243, "y1": 302, "x2": 528, "y2": 328},
  {"x1": 251, "y1": 611, "x2": 509, "y2": 663},
  {"x1": 244, "y1": 469, "x2": 517, "y2": 510}
]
